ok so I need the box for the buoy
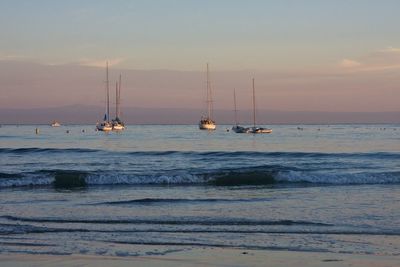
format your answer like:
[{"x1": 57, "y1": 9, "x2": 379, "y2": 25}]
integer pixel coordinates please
[
  {"x1": 82, "y1": 129, "x2": 85, "y2": 133},
  {"x1": 66, "y1": 130, "x2": 70, "y2": 133},
  {"x1": 35, "y1": 128, "x2": 39, "y2": 134}
]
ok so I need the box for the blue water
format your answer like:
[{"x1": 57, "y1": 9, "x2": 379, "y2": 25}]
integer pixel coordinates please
[{"x1": 0, "y1": 124, "x2": 399, "y2": 256}]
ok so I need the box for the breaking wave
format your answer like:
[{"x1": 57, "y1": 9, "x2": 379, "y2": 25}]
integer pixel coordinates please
[
  {"x1": 2, "y1": 149, "x2": 399, "y2": 188},
  {"x1": 0, "y1": 168, "x2": 399, "y2": 188}
]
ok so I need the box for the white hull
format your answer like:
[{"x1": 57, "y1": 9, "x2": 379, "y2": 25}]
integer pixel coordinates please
[
  {"x1": 248, "y1": 127, "x2": 272, "y2": 134},
  {"x1": 199, "y1": 122, "x2": 216, "y2": 130},
  {"x1": 96, "y1": 122, "x2": 112, "y2": 132},
  {"x1": 112, "y1": 124, "x2": 125, "y2": 131},
  {"x1": 51, "y1": 121, "x2": 61, "y2": 127}
]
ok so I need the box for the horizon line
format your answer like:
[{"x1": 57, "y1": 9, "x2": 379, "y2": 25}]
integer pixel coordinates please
[{"x1": 1, "y1": 106, "x2": 400, "y2": 114}]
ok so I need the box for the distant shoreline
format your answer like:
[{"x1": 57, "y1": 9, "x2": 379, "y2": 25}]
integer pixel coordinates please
[{"x1": 1, "y1": 106, "x2": 399, "y2": 125}]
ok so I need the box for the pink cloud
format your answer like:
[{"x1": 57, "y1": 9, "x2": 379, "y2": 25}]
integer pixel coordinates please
[
  {"x1": 339, "y1": 47, "x2": 400, "y2": 72},
  {"x1": 79, "y1": 58, "x2": 125, "y2": 67},
  {"x1": 380, "y1": 46, "x2": 400, "y2": 53},
  {"x1": 339, "y1": 59, "x2": 362, "y2": 68}
]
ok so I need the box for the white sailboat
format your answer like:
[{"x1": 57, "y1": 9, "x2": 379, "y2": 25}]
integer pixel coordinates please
[
  {"x1": 199, "y1": 63, "x2": 216, "y2": 130},
  {"x1": 231, "y1": 89, "x2": 248, "y2": 133},
  {"x1": 247, "y1": 78, "x2": 272, "y2": 134},
  {"x1": 51, "y1": 120, "x2": 61, "y2": 127},
  {"x1": 96, "y1": 62, "x2": 113, "y2": 132},
  {"x1": 112, "y1": 74, "x2": 125, "y2": 131}
]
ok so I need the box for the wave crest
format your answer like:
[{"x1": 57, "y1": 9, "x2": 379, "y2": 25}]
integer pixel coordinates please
[{"x1": 0, "y1": 168, "x2": 399, "y2": 188}]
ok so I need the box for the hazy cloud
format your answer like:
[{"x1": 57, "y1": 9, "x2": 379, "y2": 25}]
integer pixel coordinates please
[
  {"x1": 380, "y1": 46, "x2": 400, "y2": 53},
  {"x1": 340, "y1": 59, "x2": 362, "y2": 68},
  {"x1": 0, "y1": 53, "x2": 31, "y2": 61},
  {"x1": 340, "y1": 47, "x2": 400, "y2": 72},
  {"x1": 79, "y1": 58, "x2": 125, "y2": 68}
]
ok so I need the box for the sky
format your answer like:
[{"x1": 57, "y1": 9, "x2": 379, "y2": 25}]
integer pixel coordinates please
[{"x1": 0, "y1": 0, "x2": 399, "y2": 121}]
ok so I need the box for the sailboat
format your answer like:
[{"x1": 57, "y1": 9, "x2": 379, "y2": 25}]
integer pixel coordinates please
[
  {"x1": 199, "y1": 63, "x2": 216, "y2": 130},
  {"x1": 112, "y1": 74, "x2": 125, "y2": 131},
  {"x1": 51, "y1": 120, "x2": 61, "y2": 127},
  {"x1": 247, "y1": 78, "x2": 272, "y2": 134},
  {"x1": 231, "y1": 89, "x2": 248, "y2": 133},
  {"x1": 96, "y1": 62, "x2": 113, "y2": 132}
]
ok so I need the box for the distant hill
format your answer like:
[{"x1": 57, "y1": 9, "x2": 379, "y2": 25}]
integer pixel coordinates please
[{"x1": 0, "y1": 105, "x2": 399, "y2": 124}]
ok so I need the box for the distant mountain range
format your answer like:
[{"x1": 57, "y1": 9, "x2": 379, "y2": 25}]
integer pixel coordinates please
[{"x1": 0, "y1": 105, "x2": 399, "y2": 124}]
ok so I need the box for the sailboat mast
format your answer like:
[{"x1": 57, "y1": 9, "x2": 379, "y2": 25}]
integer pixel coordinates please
[
  {"x1": 115, "y1": 81, "x2": 118, "y2": 120},
  {"x1": 252, "y1": 78, "x2": 256, "y2": 128},
  {"x1": 233, "y1": 89, "x2": 238, "y2": 126},
  {"x1": 106, "y1": 62, "x2": 110, "y2": 123},
  {"x1": 206, "y1": 63, "x2": 212, "y2": 119},
  {"x1": 118, "y1": 74, "x2": 121, "y2": 119}
]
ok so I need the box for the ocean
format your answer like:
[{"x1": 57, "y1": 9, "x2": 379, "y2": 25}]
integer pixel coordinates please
[{"x1": 0, "y1": 124, "x2": 399, "y2": 257}]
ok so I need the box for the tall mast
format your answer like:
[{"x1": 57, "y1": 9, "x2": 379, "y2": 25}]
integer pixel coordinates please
[
  {"x1": 252, "y1": 78, "x2": 256, "y2": 128},
  {"x1": 106, "y1": 61, "x2": 110, "y2": 123},
  {"x1": 118, "y1": 74, "x2": 121, "y2": 119},
  {"x1": 233, "y1": 88, "x2": 238, "y2": 126},
  {"x1": 206, "y1": 63, "x2": 212, "y2": 119},
  {"x1": 115, "y1": 81, "x2": 118, "y2": 120}
]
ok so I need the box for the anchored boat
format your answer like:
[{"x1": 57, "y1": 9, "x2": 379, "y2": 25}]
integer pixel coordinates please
[
  {"x1": 247, "y1": 78, "x2": 272, "y2": 134},
  {"x1": 231, "y1": 89, "x2": 248, "y2": 133},
  {"x1": 199, "y1": 63, "x2": 216, "y2": 130},
  {"x1": 96, "y1": 62, "x2": 112, "y2": 132},
  {"x1": 51, "y1": 120, "x2": 61, "y2": 127},
  {"x1": 112, "y1": 74, "x2": 125, "y2": 131}
]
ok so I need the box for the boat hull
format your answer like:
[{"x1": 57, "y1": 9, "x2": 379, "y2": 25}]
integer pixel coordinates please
[
  {"x1": 51, "y1": 121, "x2": 61, "y2": 127},
  {"x1": 248, "y1": 127, "x2": 272, "y2": 134},
  {"x1": 199, "y1": 123, "x2": 216, "y2": 130},
  {"x1": 112, "y1": 124, "x2": 125, "y2": 131},
  {"x1": 232, "y1": 125, "x2": 249, "y2": 133},
  {"x1": 199, "y1": 118, "x2": 216, "y2": 130},
  {"x1": 96, "y1": 122, "x2": 113, "y2": 132}
]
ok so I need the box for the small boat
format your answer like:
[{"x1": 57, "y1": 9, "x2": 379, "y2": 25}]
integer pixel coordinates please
[
  {"x1": 232, "y1": 125, "x2": 248, "y2": 133},
  {"x1": 96, "y1": 62, "x2": 113, "y2": 132},
  {"x1": 111, "y1": 74, "x2": 125, "y2": 131},
  {"x1": 199, "y1": 63, "x2": 216, "y2": 130},
  {"x1": 248, "y1": 127, "x2": 272, "y2": 134},
  {"x1": 199, "y1": 117, "x2": 216, "y2": 130},
  {"x1": 246, "y1": 78, "x2": 272, "y2": 134},
  {"x1": 51, "y1": 121, "x2": 61, "y2": 127},
  {"x1": 231, "y1": 89, "x2": 248, "y2": 133},
  {"x1": 112, "y1": 121, "x2": 125, "y2": 131},
  {"x1": 96, "y1": 120, "x2": 112, "y2": 132}
]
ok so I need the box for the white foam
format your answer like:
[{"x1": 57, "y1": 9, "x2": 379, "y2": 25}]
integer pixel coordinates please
[
  {"x1": 1, "y1": 171, "x2": 399, "y2": 188},
  {"x1": 85, "y1": 173, "x2": 205, "y2": 185},
  {"x1": 0, "y1": 177, "x2": 53, "y2": 187},
  {"x1": 276, "y1": 171, "x2": 400, "y2": 184}
]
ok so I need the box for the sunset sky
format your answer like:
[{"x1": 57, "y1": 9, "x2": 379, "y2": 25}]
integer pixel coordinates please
[{"x1": 0, "y1": 0, "x2": 399, "y2": 119}]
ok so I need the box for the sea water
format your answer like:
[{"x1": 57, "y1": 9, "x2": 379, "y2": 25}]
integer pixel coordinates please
[{"x1": 0, "y1": 124, "x2": 399, "y2": 256}]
